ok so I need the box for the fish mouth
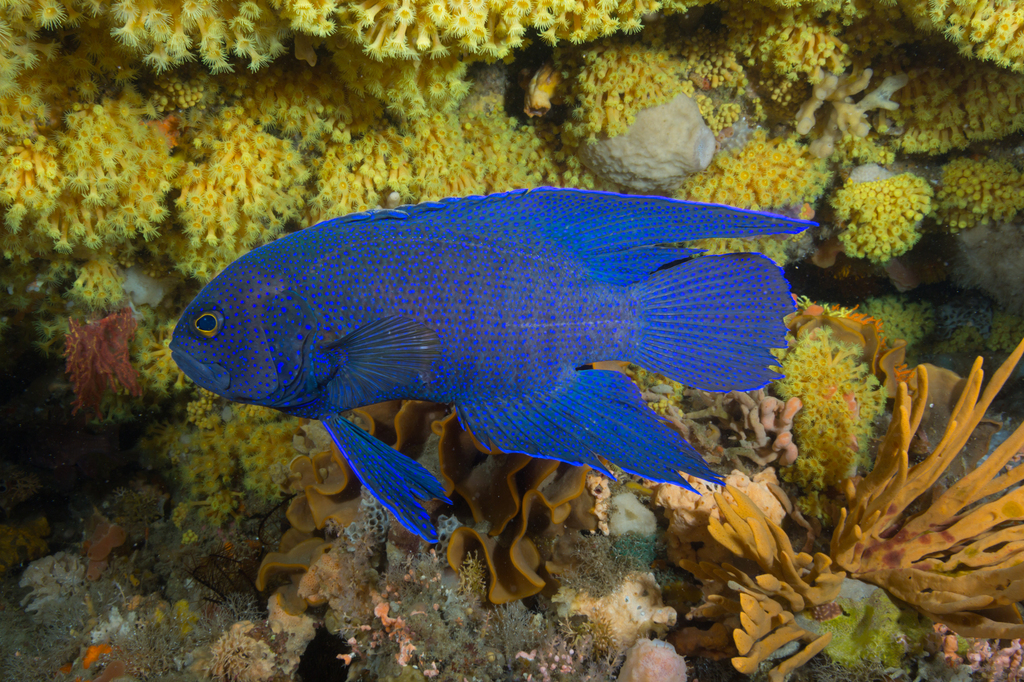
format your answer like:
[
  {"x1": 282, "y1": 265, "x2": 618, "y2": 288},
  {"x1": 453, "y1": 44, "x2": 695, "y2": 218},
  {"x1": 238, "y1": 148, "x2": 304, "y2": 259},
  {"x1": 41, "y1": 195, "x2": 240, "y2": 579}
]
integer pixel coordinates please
[{"x1": 171, "y1": 347, "x2": 230, "y2": 393}]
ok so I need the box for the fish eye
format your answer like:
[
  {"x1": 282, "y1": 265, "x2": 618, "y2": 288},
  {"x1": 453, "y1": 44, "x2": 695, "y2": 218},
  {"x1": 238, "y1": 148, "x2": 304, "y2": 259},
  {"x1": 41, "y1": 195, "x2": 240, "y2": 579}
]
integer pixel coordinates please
[{"x1": 194, "y1": 311, "x2": 222, "y2": 338}]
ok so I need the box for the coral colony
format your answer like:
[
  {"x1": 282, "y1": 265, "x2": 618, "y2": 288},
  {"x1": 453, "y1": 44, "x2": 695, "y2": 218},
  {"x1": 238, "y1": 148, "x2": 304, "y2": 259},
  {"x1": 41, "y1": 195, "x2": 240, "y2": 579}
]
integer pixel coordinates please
[{"x1": 3, "y1": 1, "x2": 1024, "y2": 682}]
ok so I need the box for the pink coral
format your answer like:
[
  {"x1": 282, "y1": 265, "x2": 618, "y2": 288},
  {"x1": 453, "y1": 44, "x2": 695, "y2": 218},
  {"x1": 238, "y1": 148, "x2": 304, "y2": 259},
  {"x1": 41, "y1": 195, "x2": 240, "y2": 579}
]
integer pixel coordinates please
[
  {"x1": 617, "y1": 639, "x2": 687, "y2": 682},
  {"x1": 372, "y1": 598, "x2": 418, "y2": 666},
  {"x1": 84, "y1": 520, "x2": 126, "y2": 581},
  {"x1": 65, "y1": 308, "x2": 141, "y2": 418}
]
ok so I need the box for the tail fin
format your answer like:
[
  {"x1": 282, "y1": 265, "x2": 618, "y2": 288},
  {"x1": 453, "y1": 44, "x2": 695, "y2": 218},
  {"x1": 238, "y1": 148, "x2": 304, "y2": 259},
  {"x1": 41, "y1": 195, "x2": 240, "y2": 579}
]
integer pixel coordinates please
[{"x1": 633, "y1": 253, "x2": 793, "y2": 392}]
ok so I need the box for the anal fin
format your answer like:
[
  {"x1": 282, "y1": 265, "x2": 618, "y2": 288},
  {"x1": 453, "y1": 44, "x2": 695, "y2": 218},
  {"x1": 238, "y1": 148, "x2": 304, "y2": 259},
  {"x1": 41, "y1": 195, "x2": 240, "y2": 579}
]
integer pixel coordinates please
[
  {"x1": 323, "y1": 415, "x2": 451, "y2": 542},
  {"x1": 457, "y1": 369, "x2": 721, "y2": 489}
]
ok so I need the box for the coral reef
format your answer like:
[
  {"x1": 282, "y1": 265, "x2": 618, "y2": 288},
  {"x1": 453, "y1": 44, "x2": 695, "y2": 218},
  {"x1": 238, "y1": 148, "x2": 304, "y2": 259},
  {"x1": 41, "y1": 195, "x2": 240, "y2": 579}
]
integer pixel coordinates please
[{"x1": 5, "y1": 1, "x2": 1024, "y2": 681}]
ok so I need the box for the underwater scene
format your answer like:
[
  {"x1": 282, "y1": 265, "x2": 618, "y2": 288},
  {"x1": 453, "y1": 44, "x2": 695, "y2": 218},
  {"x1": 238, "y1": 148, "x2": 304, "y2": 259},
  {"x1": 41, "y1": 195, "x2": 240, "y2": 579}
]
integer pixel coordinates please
[{"x1": 4, "y1": 0, "x2": 1024, "y2": 680}]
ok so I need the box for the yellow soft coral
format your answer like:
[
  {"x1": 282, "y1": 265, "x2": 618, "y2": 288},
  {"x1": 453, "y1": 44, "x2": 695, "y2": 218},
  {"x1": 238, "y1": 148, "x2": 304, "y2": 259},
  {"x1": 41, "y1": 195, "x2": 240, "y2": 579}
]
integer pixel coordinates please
[
  {"x1": 331, "y1": 42, "x2": 469, "y2": 119},
  {"x1": 892, "y1": 56, "x2": 1024, "y2": 154},
  {"x1": 858, "y1": 295, "x2": 934, "y2": 349},
  {"x1": 107, "y1": 0, "x2": 288, "y2": 73},
  {"x1": 309, "y1": 129, "x2": 410, "y2": 221},
  {"x1": 332, "y1": 0, "x2": 667, "y2": 61},
  {"x1": 897, "y1": 0, "x2": 1024, "y2": 72},
  {"x1": 133, "y1": 318, "x2": 188, "y2": 393},
  {"x1": 558, "y1": 38, "x2": 690, "y2": 143},
  {"x1": 68, "y1": 257, "x2": 125, "y2": 310},
  {"x1": 723, "y1": 2, "x2": 853, "y2": 82},
  {"x1": 935, "y1": 157, "x2": 1024, "y2": 232},
  {"x1": 33, "y1": 93, "x2": 180, "y2": 254},
  {"x1": 681, "y1": 130, "x2": 832, "y2": 211},
  {"x1": 832, "y1": 172, "x2": 933, "y2": 263},
  {"x1": 229, "y1": 61, "x2": 383, "y2": 150},
  {"x1": 776, "y1": 326, "x2": 886, "y2": 494},
  {"x1": 174, "y1": 108, "x2": 309, "y2": 281},
  {"x1": 152, "y1": 401, "x2": 299, "y2": 525},
  {"x1": 678, "y1": 130, "x2": 829, "y2": 265},
  {"x1": 0, "y1": 136, "x2": 61, "y2": 254}
]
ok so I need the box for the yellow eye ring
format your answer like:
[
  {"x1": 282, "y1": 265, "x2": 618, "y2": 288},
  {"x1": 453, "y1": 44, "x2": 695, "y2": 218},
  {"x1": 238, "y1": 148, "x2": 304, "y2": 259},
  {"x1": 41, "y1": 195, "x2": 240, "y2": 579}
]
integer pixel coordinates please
[{"x1": 194, "y1": 312, "x2": 221, "y2": 338}]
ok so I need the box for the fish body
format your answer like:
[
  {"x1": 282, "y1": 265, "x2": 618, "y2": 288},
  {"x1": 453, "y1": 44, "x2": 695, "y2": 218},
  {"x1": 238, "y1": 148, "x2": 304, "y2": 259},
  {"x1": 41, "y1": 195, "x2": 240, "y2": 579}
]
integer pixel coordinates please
[{"x1": 171, "y1": 188, "x2": 813, "y2": 540}]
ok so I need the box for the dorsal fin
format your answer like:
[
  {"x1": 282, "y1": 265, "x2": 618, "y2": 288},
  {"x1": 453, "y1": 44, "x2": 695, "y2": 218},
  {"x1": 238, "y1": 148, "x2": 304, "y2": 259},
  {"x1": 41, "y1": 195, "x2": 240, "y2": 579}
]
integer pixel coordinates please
[{"x1": 310, "y1": 188, "x2": 815, "y2": 285}]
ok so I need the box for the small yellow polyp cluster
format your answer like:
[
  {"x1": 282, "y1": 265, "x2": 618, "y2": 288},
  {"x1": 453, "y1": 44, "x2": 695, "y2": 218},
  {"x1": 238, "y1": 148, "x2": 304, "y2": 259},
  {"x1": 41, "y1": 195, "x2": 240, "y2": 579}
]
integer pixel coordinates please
[
  {"x1": 336, "y1": 0, "x2": 531, "y2": 60},
  {"x1": 333, "y1": 0, "x2": 656, "y2": 61},
  {"x1": 3, "y1": 93, "x2": 179, "y2": 256},
  {"x1": 935, "y1": 157, "x2": 1024, "y2": 231},
  {"x1": 899, "y1": 0, "x2": 1024, "y2": 72},
  {"x1": 832, "y1": 172, "x2": 933, "y2": 263},
  {"x1": 309, "y1": 130, "x2": 409, "y2": 221},
  {"x1": 558, "y1": 38, "x2": 689, "y2": 143},
  {"x1": 681, "y1": 130, "x2": 831, "y2": 211},
  {"x1": 174, "y1": 109, "x2": 309, "y2": 280},
  {"x1": 148, "y1": 72, "x2": 214, "y2": 114},
  {"x1": 107, "y1": 0, "x2": 288, "y2": 73},
  {"x1": 68, "y1": 257, "x2": 125, "y2": 310},
  {"x1": 0, "y1": 137, "x2": 61, "y2": 247}
]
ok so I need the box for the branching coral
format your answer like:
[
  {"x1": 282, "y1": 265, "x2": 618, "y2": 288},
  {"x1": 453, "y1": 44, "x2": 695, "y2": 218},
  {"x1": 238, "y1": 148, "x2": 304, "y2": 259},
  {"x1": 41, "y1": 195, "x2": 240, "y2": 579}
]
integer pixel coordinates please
[
  {"x1": 832, "y1": 338, "x2": 1024, "y2": 639},
  {"x1": 654, "y1": 468, "x2": 789, "y2": 566},
  {"x1": 794, "y1": 68, "x2": 908, "y2": 158},
  {"x1": 679, "y1": 486, "x2": 843, "y2": 682},
  {"x1": 630, "y1": 364, "x2": 801, "y2": 469}
]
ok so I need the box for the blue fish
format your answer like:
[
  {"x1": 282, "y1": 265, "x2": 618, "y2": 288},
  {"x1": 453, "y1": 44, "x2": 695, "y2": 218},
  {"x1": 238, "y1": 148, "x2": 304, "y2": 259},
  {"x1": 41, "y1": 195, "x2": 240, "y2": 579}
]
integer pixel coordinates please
[{"x1": 170, "y1": 188, "x2": 812, "y2": 541}]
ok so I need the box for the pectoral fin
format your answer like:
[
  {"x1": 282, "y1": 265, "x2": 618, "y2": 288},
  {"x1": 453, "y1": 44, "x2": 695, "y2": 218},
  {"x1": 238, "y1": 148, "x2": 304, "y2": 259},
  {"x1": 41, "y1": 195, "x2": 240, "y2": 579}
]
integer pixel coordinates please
[{"x1": 321, "y1": 315, "x2": 441, "y2": 409}]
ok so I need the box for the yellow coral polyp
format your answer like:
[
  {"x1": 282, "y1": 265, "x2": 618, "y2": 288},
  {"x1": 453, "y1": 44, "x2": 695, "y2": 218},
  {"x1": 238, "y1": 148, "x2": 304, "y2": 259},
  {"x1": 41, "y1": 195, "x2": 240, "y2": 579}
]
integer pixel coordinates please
[
  {"x1": 777, "y1": 326, "x2": 886, "y2": 493},
  {"x1": 68, "y1": 257, "x2": 125, "y2": 310},
  {"x1": 558, "y1": 38, "x2": 691, "y2": 143},
  {"x1": 935, "y1": 156, "x2": 1024, "y2": 232},
  {"x1": 681, "y1": 130, "x2": 831, "y2": 212},
  {"x1": 832, "y1": 172, "x2": 933, "y2": 263},
  {"x1": 900, "y1": 0, "x2": 1024, "y2": 73},
  {"x1": 174, "y1": 110, "x2": 309, "y2": 280}
]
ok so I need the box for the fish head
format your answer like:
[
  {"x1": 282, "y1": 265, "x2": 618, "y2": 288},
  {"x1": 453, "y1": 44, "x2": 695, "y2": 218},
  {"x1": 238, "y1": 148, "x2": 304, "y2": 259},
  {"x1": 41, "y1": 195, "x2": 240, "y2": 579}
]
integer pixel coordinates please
[{"x1": 170, "y1": 259, "x2": 322, "y2": 410}]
